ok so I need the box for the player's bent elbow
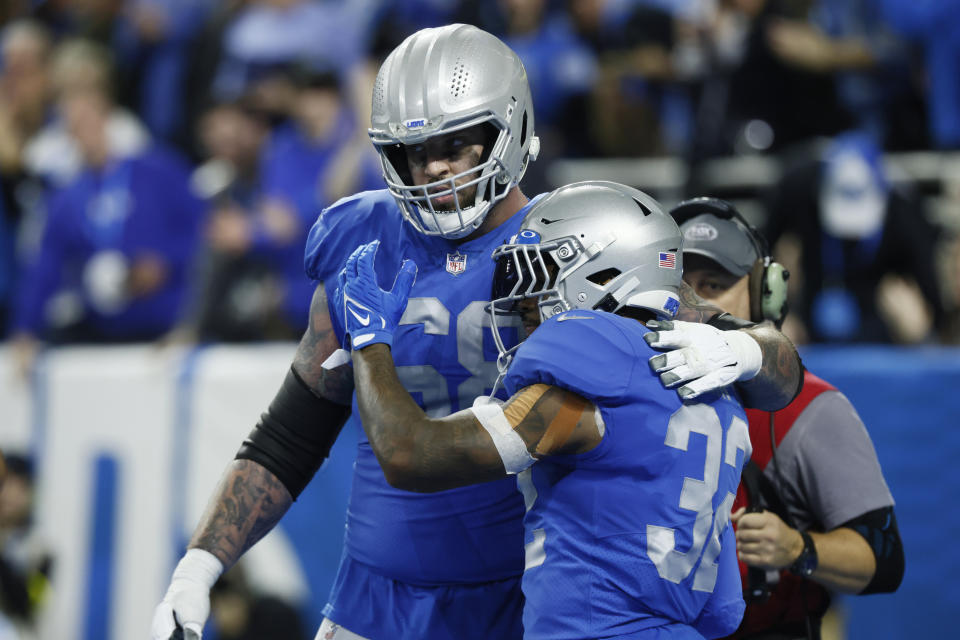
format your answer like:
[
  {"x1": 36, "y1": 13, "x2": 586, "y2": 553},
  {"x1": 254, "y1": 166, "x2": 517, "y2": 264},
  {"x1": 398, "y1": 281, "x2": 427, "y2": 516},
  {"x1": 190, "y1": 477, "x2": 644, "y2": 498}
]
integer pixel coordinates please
[
  {"x1": 379, "y1": 457, "x2": 416, "y2": 490},
  {"x1": 366, "y1": 435, "x2": 421, "y2": 491},
  {"x1": 377, "y1": 454, "x2": 447, "y2": 493},
  {"x1": 363, "y1": 415, "x2": 446, "y2": 492}
]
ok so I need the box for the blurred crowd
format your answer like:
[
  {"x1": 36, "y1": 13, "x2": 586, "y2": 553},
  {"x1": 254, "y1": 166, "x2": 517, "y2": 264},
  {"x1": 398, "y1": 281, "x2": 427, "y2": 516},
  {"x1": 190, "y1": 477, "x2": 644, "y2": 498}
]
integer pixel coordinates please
[{"x1": 0, "y1": 0, "x2": 959, "y2": 363}]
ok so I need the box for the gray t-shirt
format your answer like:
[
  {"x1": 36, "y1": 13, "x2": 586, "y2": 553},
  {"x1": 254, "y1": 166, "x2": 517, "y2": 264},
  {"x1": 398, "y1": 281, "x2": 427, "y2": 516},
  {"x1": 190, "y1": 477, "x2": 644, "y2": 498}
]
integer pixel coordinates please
[{"x1": 763, "y1": 390, "x2": 894, "y2": 532}]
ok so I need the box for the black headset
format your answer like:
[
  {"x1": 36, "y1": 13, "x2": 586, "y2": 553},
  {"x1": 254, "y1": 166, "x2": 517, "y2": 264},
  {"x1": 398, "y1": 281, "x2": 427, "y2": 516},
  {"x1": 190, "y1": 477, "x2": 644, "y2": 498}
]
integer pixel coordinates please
[{"x1": 669, "y1": 197, "x2": 790, "y2": 327}]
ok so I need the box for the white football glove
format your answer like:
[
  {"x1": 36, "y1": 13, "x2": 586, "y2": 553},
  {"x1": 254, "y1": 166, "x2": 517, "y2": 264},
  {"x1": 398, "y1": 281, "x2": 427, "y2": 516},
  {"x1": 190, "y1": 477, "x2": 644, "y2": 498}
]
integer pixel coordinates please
[
  {"x1": 644, "y1": 320, "x2": 762, "y2": 400},
  {"x1": 151, "y1": 549, "x2": 224, "y2": 640}
]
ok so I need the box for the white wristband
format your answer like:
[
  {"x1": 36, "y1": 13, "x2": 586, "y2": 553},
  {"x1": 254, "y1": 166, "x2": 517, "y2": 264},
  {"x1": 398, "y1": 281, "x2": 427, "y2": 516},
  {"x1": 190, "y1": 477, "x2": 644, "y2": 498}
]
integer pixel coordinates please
[
  {"x1": 172, "y1": 549, "x2": 224, "y2": 590},
  {"x1": 723, "y1": 330, "x2": 763, "y2": 381},
  {"x1": 470, "y1": 402, "x2": 536, "y2": 475}
]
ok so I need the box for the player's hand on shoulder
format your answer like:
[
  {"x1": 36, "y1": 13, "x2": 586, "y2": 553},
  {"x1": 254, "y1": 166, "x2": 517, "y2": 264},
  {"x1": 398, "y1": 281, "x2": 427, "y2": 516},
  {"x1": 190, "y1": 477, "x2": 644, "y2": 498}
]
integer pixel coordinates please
[
  {"x1": 150, "y1": 549, "x2": 223, "y2": 640},
  {"x1": 341, "y1": 240, "x2": 418, "y2": 350},
  {"x1": 644, "y1": 320, "x2": 762, "y2": 400}
]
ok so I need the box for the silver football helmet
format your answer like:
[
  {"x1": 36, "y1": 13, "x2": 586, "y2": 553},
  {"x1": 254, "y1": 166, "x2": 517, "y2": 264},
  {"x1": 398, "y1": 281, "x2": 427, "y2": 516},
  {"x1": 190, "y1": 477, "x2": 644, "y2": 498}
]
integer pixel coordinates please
[
  {"x1": 488, "y1": 181, "x2": 683, "y2": 365},
  {"x1": 369, "y1": 24, "x2": 540, "y2": 239}
]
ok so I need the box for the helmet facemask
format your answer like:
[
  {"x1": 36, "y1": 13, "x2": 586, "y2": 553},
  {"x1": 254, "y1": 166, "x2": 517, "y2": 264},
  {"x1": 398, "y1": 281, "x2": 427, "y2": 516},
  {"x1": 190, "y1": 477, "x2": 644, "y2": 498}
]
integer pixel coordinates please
[
  {"x1": 487, "y1": 231, "x2": 597, "y2": 373},
  {"x1": 375, "y1": 120, "x2": 511, "y2": 239}
]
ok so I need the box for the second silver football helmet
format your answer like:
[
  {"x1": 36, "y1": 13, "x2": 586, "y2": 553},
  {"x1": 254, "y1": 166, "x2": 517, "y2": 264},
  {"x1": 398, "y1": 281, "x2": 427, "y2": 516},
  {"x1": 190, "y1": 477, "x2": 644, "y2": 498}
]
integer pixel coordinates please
[
  {"x1": 369, "y1": 24, "x2": 539, "y2": 239},
  {"x1": 488, "y1": 181, "x2": 683, "y2": 361}
]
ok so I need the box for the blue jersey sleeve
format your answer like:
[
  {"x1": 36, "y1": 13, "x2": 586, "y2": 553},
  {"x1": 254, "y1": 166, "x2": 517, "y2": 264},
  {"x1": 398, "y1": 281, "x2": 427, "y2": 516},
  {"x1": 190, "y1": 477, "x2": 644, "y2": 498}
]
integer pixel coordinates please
[
  {"x1": 304, "y1": 189, "x2": 409, "y2": 342},
  {"x1": 503, "y1": 311, "x2": 640, "y2": 403},
  {"x1": 303, "y1": 189, "x2": 401, "y2": 283}
]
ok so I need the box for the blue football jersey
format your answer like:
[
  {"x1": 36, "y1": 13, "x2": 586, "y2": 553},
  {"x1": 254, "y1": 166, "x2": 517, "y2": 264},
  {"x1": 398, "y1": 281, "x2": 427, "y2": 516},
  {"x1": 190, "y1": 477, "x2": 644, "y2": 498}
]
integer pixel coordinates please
[
  {"x1": 305, "y1": 189, "x2": 544, "y2": 585},
  {"x1": 503, "y1": 310, "x2": 749, "y2": 640}
]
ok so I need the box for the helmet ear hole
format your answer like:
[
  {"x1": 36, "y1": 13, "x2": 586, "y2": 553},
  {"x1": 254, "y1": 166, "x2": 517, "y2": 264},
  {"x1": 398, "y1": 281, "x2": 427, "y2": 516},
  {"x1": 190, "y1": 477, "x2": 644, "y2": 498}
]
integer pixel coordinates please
[
  {"x1": 586, "y1": 268, "x2": 621, "y2": 286},
  {"x1": 478, "y1": 121, "x2": 500, "y2": 164}
]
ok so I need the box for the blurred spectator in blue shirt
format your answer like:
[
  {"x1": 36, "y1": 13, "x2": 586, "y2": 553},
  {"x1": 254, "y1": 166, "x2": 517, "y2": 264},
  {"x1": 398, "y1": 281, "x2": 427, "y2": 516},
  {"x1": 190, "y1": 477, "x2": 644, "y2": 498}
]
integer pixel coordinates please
[
  {"x1": 879, "y1": 0, "x2": 960, "y2": 149},
  {"x1": 9, "y1": 80, "x2": 203, "y2": 369},
  {"x1": 253, "y1": 65, "x2": 380, "y2": 329},
  {"x1": 112, "y1": 0, "x2": 215, "y2": 146},
  {"x1": 0, "y1": 20, "x2": 53, "y2": 337},
  {"x1": 499, "y1": 0, "x2": 596, "y2": 138},
  {"x1": 0, "y1": 196, "x2": 13, "y2": 337},
  {"x1": 15, "y1": 39, "x2": 154, "y2": 317}
]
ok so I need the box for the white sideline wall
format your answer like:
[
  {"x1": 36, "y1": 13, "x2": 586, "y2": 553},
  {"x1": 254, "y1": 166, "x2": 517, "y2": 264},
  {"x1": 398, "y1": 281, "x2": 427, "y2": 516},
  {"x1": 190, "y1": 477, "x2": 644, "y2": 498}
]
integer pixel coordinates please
[{"x1": 0, "y1": 343, "x2": 310, "y2": 640}]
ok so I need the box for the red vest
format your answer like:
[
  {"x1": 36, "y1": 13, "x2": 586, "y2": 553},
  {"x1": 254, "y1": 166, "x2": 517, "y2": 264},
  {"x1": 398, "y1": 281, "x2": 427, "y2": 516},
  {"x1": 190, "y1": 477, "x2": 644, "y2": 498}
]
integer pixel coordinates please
[{"x1": 726, "y1": 371, "x2": 836, "y2": 638}]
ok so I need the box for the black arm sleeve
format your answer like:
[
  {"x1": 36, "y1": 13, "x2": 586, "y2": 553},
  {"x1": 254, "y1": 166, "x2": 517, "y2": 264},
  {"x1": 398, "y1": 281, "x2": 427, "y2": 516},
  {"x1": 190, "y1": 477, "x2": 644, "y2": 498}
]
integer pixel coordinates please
[
  {"x1": 842, "y1": 506, "x2": 905, "y2": 595},
  {"x1": 236, "y1": 366, "x2": 351, "y2": 500}
]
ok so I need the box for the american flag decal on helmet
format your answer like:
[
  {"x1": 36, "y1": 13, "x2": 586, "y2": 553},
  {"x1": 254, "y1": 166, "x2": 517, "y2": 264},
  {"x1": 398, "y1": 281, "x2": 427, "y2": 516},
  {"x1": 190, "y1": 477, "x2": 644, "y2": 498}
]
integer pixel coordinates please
[{"x1": 659, "y1": 252, "x2": 676, "y2": 269}]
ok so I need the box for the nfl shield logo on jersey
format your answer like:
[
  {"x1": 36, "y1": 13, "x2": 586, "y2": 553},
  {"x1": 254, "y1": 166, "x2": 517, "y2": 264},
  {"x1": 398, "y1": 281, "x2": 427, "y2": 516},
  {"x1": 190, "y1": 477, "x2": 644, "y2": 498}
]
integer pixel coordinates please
[{"x1": 446, "y1": 252, "x2": 467, "y2": 276}]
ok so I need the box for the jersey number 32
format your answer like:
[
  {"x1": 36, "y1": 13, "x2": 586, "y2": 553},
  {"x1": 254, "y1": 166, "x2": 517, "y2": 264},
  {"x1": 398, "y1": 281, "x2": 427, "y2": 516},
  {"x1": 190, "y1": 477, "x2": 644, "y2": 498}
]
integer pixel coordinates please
[{"x1": 647, "y1": 403, "x2": 750, "y2": 593}]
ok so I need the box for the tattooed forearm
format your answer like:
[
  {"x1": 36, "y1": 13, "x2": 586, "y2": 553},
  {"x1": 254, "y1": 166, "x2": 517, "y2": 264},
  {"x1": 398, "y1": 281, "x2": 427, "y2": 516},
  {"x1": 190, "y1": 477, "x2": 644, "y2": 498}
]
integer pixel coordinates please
[
  {"x1": 353, "y1": 344, "x2": 505, "y2": 492},
  {"x1": 293, "y1": 283, "x2": 355, "y2": 405},
  {"x1": 735, "y1": 322, "x2": 802, "y2": 411},
  {"x1": 354, "y1": 346, "x2": 604, "y2": 491},
  {"x1": 675, "y1": 281, "x2": 724, "y2": 324},
  {"x1": 675, "y1": 281, "x2": 802, "y2": 410},
  {"x1": 188, "y1": 459, "x2": 293, "y2": 568}
]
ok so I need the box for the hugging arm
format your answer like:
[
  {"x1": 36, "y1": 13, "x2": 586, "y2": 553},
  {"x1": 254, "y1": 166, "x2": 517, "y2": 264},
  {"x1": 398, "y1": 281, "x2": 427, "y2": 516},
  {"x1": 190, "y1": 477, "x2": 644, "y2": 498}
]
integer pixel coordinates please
[
  {"x1": 649, "y1": 281, "x2": 802, "y2": 411},
  {"x1": 341, "y1": 240, "x2": 600, "y2": 492},
  {"x1": 353, "y1": 343, "x2": 600, "y2": 492}
]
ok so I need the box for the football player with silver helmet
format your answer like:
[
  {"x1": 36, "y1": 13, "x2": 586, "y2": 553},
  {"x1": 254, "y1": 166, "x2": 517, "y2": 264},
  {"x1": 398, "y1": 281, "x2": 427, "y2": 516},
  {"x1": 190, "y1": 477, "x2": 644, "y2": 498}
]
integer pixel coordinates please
[
  {"x1": 339, "y1": 181, "x2": 752, "y2": 639},
  {"x1": 368, "y1": 23, "x2": 540, "y2": 239},
  {"x1": 153, "y1": 25, "x2": 801, "y2": 640},
  {"x1": 487, "y1": 181, "x2": 684, "y2": 370}
]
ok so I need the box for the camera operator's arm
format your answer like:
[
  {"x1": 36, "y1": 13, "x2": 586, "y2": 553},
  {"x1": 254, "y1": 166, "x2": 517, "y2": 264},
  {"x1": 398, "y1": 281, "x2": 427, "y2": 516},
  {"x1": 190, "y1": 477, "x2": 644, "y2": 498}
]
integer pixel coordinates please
[
  {"x1": 152, "y1": 284, "x2": 353, "y2": 640},
  {"x1": 733, "y1": 390, "x2": 905, "y2": 596},
  {"x1": 646, "y1": 282, "x2": 802, "y2": 411}
]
